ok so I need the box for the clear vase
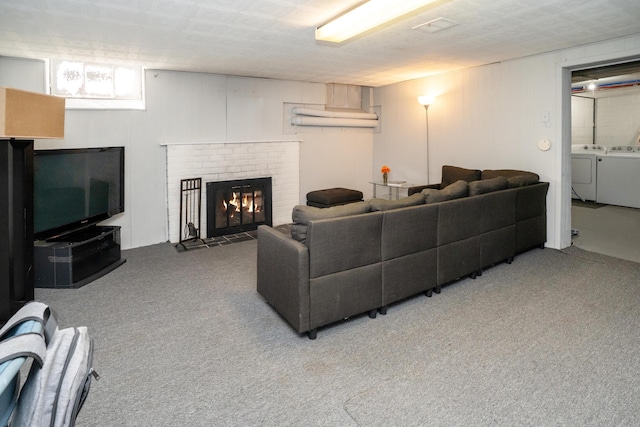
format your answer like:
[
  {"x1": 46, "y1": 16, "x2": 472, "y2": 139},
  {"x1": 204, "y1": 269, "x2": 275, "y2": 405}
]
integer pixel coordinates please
[{"x1": 383, "y1": 172, "x2": 388, "y2": 184}]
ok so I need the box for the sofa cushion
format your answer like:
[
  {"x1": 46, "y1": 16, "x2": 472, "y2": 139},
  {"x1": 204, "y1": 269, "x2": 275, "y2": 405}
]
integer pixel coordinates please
[
  {"x1": 422, "y1": 180, "x2": 468, "y2": 204},
  {"x1": 441, "y1": 165, "x2": 481, "y2": 189},
  {"x1": 468, "y1": 176, "x2": 508, "y2": 196},
  {"x1": 506, "y1": 174, "x2": 539, "y2": 188},
  {"x1": 289, "y1": 223, "x2": 308, "y2": 242},
  {"x1": 370, "y1": 193, "x2": 425, "y2": 211},
  {"x1": 290, "y1": 201, "x2": 371, "y2": 243},
  {"x1": 481, "y1": 169, "x2": 539, "y2": 188}
]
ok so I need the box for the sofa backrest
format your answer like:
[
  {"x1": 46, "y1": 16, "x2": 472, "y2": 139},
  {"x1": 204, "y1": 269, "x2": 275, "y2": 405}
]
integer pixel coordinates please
[
  {"x1": 515, "y1": 182, "x2": 548, "y2": 221},
  {"x1": 477, "y1": 187, "x2": 517, "y2": 233},
  {"x1": 290, "y1": 167, "x2": 544, "y2": 247},
  {"x1": 437, "y1": 196, "x2": 482, "y2": 246},
  {"x1": 514, "y1": 182, "x2": 549, "y2": 253},
  {"x1": 306, "y1": 211, "x2": 383, "y2": 279},
  {"x1": 441, "y1": 165, "x2": 481, "y2": 188},
  {"x1": 290, "y1": 201, "x2": 371, "y2": 243},
  {"x1": 380, "y1": 203, "x2": 439, "y2": 261}
]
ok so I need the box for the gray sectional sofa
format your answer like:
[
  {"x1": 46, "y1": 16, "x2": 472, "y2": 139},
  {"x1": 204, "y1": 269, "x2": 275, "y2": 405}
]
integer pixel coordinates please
[{"x1": 257, "y1": 166, "x2": 549, "y2": 339}]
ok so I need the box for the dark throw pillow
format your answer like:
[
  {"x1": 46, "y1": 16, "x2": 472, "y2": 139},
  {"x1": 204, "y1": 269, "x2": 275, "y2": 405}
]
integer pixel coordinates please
[
  {"x1": 422, "y1": 180, "x2": 469, "y2": 204},
  {"x1": 481, "y1": 169, "x2": 540, "y2": 187},
  {"x1": 506, "y1": 174, "x2": 539, "y2": 188},
  {"x1": 370, "y1": 193, "x2": 425, "y2": 211},
  {"x1": 468, "y1": 176, "x2": 508, "y2": 196}
]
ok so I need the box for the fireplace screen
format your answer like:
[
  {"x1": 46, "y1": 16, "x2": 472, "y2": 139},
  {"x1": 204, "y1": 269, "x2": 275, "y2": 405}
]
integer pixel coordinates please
[{"x1": 206, "y1": 178, "x2": 272, "y2": 237}]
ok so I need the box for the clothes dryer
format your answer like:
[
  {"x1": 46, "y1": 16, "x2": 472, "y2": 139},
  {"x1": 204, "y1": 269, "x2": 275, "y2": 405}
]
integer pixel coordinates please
[
  {"x1": 596, "y1": 145, "x2": 640, "y2": 208},
  {"x1": 571, "y1": 144, "x2": 607, "y2": 201}
]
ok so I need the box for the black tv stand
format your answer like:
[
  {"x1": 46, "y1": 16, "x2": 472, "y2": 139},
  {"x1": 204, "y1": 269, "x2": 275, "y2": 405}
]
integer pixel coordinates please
[
  {"x1": 34, "y1": 225, "x2": 125, "y2": 289},
  {"x1": 47, "y1": 225, "x2": 112, "y2": 243}
]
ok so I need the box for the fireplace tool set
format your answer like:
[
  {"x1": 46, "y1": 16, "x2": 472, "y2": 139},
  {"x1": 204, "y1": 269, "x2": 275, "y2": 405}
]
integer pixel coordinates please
[{"x1": 177, "y1": 177, "x2": 204, "y2": 250}]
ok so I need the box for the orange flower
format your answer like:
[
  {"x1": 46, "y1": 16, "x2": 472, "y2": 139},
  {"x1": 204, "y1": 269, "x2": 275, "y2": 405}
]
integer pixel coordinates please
[{"x1": 381, "y1": 165, "x2": 391, "y2": 174}]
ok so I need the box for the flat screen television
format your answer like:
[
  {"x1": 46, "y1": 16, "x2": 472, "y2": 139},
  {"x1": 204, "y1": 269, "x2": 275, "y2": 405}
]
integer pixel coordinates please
[{"x1": 33, "y1": 147, "x2": 125, "y2": 241}]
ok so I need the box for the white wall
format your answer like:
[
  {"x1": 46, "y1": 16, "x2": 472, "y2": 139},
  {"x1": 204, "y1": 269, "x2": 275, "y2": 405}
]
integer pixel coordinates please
[
  {"x1": 373, "y1": 57, "x2": 560, "y2": 242},
  {"x1": 1, "y1": 59, "x2": 376, "y2": 249},
  {"x1": 595, "y1": 88, "x2": 640, "y2": 146},
  {"x1": 571, "y1": 96, "x2": 595, "y2": 146},
  {"x1": 0, "y1": 56, "x2": 45, "y2": 92},
  {"x1": 373, "y1": 34, "x2": 640, "y2": 250},
  {"x1": 296, "y1": 132, "x2": 374, "y2": 201},
  {"x1": 4, "y1": 32, "x2": 640, "y2": 251},
  {"x1": 572, "y1": 87, "x2": 640, "y2": 148}
]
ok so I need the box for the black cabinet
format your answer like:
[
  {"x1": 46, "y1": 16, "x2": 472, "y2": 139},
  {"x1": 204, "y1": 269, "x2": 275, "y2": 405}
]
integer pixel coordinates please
[
  {"x1": 34, "y1": 226, "x2": 125, "y2": 289},
  {"x1": 0, "y1": 139, "x2": 34, "y2": 322}
]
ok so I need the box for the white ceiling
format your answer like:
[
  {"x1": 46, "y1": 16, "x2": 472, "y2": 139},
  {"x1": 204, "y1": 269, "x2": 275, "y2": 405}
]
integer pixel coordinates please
[{"x1": 1, "y1": 0, "x2": 639, "y2": 87}]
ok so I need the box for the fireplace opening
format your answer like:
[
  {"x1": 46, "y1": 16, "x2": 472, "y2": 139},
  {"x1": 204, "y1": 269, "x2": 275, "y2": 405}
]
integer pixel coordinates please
[{"x1": 206, "y1": 178, "x2": 272, "y2": 237}]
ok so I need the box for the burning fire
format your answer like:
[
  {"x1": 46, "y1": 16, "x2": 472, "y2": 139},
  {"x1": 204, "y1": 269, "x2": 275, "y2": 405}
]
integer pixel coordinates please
[{"x1": 223, "y1": 192, "x2": 255, "y2": 214}]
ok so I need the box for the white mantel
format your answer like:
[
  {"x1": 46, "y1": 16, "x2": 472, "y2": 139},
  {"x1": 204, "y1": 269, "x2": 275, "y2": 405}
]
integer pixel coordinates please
[{"x1": 161, "y1": 139, "x2": 302, "y2": 146}]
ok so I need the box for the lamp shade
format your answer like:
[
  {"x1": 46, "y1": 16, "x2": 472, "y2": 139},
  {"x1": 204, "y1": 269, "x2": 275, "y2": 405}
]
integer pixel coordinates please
[
  {"x1": 0, "y1": 87, "x2": 65, "y2": 139},
  {"x1": 417, "y1": 95, "x2": 435, "y2": 106}
]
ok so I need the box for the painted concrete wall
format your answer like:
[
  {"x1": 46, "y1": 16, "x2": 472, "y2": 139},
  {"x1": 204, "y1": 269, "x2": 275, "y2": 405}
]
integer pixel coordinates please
[
  {"x1": 572, "y1": 87, "x2": 640, "y2": 148},
  {"x1": 1, "y1": 59, "x2": 376, "y2": 249},
  {"x1": 373, "y1": 34, "x2": 640, "y2": 250},
  {"x1": 571, "y1": 96, "x2": 595, "y2": 146},
  {"x1": 3, "y1": 32, "x2": 640, "y2": 251},
  {"x1": 596, "y1": 88, "x2": 640, "y2": 146},
  {"x1": 0, "y1": 56, "x2": 45, "y2": 92}
]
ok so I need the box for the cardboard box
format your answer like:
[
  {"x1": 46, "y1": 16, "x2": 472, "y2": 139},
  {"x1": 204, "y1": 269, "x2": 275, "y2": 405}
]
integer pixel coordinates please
[{"x1": 0, "y1": 87, "x2": 65, "y2": 139}]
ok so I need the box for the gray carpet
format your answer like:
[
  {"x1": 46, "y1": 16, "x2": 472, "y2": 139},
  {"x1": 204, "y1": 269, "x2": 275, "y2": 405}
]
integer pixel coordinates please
[{"x1": 35, "y1": 241, "x2": 640, "y2": 426}]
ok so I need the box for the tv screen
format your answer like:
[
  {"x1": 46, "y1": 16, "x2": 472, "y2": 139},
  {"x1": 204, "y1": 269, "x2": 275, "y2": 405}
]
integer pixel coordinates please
[{"x1": 33, "y1": 147, "x2": 125, "y2": 241}]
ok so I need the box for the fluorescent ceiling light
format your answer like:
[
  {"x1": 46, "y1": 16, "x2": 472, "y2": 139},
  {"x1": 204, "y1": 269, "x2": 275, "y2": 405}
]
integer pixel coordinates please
[{"x1": 316, "y1": 0, "x2": 441, "y2": 43}]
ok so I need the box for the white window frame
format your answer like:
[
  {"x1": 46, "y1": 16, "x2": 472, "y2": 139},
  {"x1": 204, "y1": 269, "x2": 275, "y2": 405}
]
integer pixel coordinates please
[{"x1": 46, "y1": 59, "x2": 146, "y2": 110}]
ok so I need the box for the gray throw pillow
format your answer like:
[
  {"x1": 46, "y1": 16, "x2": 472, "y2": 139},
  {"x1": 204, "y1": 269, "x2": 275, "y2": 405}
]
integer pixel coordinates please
[
  {"x1": 370, "y1": 193, "x2": 425, "y2": 211},
  {"x1": 481, "y1": 169, "x2": 539, "y2": 187},
  {"x1": 506, "y1": 174, "x2": 539, "y2": 188},
  {"x1": 468, "y1": 176, "x2": 508, "y2": 196},
  {"x1": 290, "y1": 223, "x2": 308, "y2": 243},
  {"x1": 290, "y1": 201, "x2": 371, "y2": 243},
  {"x1": 441, "y1": 165, "x2": 481, "y2": 189},
  {"x1": 422, "y1": 180, "x2": 469, "y2": 204}
]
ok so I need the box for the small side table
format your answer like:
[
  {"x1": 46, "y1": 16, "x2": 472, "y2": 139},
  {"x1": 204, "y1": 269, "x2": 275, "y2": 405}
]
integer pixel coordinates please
[{"x1": 369, "y1": 181, "x2": 414, "y2": 200}]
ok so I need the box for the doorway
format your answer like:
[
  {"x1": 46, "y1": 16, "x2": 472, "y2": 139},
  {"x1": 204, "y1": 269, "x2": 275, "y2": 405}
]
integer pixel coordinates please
[{"x1": 568, "y1": 60, "x2": 640, "y2": 263}]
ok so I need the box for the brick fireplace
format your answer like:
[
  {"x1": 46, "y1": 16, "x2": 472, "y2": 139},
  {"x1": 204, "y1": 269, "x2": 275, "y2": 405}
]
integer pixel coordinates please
[
  {"x1": 206, "y1": 177, "x2": 272, "y2": 237},
  {"x1": 164, "y1": 140, "x2": 300, "y2": 243}
]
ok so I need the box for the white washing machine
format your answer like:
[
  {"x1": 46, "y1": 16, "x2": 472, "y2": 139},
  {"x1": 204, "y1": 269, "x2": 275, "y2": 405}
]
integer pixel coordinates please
[
  {"x1": 571, "y1": 144, "x2": 607, "y2": 201},
  {"x1": 596, "y1": 145, "x2": 640, "y2": 208}
]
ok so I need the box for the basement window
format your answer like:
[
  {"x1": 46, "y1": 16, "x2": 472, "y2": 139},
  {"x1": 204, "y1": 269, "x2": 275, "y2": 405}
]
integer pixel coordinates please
[{"x1": 49, "y1": 59, "x2": 145, "y2": 110}]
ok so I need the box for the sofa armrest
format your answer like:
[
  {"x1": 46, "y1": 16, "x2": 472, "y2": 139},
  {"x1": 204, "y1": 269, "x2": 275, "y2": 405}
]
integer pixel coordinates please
[
  {"x1": 257, "y1": 225, "x2": 311, "y2": 334},
  {"x1": 408, "y1": 183, "x2": 440, "y2": 195}
]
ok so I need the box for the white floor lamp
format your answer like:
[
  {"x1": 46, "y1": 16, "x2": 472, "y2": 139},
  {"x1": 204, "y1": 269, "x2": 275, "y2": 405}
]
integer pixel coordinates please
[{"x1": 417, "y1": 95, "x2": 435, "y2": 184}]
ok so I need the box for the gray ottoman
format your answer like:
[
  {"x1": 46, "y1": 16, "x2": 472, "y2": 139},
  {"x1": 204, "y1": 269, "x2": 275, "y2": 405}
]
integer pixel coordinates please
[{"x1": 306, "y1": 188, "x2": 363, "y2": 208}]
